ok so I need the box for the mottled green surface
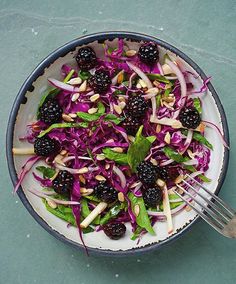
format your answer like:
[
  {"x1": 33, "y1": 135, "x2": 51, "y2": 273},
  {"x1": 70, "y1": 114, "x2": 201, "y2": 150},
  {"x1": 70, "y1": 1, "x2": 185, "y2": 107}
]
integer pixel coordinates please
[{"x1": 1, "y1": 0, "x2": 236, "y2": 283}]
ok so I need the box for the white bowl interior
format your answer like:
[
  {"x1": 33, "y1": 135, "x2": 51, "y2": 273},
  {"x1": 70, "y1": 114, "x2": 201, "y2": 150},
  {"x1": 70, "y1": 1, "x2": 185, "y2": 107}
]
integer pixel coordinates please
[{"x1": 13, "y1": 38, "x2": 226, "y2": 251}]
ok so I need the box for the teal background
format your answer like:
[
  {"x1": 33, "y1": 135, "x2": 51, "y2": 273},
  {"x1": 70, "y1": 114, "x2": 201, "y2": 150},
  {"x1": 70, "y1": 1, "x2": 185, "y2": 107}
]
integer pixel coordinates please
[{"x1": 1, "y1": 0, "x2": 236, "y2": 283}]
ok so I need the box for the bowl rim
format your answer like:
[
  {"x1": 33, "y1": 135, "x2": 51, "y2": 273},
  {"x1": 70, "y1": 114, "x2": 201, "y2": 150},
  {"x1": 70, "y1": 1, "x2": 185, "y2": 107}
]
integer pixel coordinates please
[{"x1": 6, "y1": 31, "x2": 230, "y2": 256}]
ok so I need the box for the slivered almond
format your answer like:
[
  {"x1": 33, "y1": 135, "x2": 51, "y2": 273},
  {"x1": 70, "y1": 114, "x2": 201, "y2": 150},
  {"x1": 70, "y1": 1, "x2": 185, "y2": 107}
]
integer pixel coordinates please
[
  {"x1": 77, "y1": 167, "x2": 89, "y2": 174},
  {"x1": 150, "y1": 158, "x2": 158, "y2": 166},
  {"x1": 88, "y1": 107, "x2": 98, "y2": 114},
  {"x1": 71, "y1": 93, "x2": 80, "y2": 102},
  {"x1": 90, "y1": 93, "x2": 100, "y2": 102},
  {"x1": 97, "y1": 154, "x2": 106, "y2": 161},
  {"x1": 134, "y1": 204, "x2": 140, "y2": 217},
  {"x1": 169, "y1": 93, "x2": 174, "y2": 97},
  {"x1": 60, "y1": 150, "x2": 67, "y2": 156},
  {"x1": 127, "y1": 135, "x2": 135, "y2": 142},
  {"x1": 162, "y1": 96, "x2": 175, "y2": 103},
  {"x1": 80, "y1": 187, "x2": 93, "y2": 196},
  {"x1": 113, "y1": 104, "x2": 122, "y2": 115},
  {"x1": 117, "y1": 72, "x2": 124, "y2": 84},
  {"x1": 69, "y1": 113, "x2": 77, "y2": 118},
  {"x1": 139, "y1": 79, "x2": 147, "y2": 88},
  {"x1": 79, "y1": 175, "x2": 86, "y2": 184},
  {"x1": 125, "y1": 49, "x2": 137, "y2": 57},
  {"x1": 78, "y1": 80, "x2": 87, "y2": 92},
  {"x1": 118, "y1": 192, "x2": 125, "y2": 202},
  {"x1": 46, "y1": 199, "x2": 57, "y2": 209},
  {"x1": 62, "y1": 113, "x2": 74, "y2": 122},
  {"x1": 95, "y1": 175, "x2": 106, "y2": 181},
  {"x1": 164, "y1": 132, "x2": 171, "y2": 144},
  {"x1": 112, "y1": 147, "x2": 123, "y2": 153},
  {"x1": 67, "y1": 77, "x2": 82, "y2": 85},
  {"x1": 157, "y1": 179, "x2": 166, "y2": 188},
  {"x1": 130, "y1": 181, "x2": 142, "y2": 188},
  {"x1": 119, "y1": 101, "x2": 126, "y2": 110},
  {"x1": 156, "y1": 124, "x2": 161, "y2": 133}
]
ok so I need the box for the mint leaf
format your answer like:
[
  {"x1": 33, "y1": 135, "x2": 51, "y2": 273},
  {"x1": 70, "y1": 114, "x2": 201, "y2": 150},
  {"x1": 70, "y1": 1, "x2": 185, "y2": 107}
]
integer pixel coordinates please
[
  {"x1": 38, "y1": 122, "x2": 88, "y2": 137},
  {"x1": 184, "y1": 165, "x2": 211, "y2": 182},
  {"x1": 146, "y1": 136, "x2": 156, "y2": 143},
  {"x1": 97, "y1": 102, "x2": 105, "y2": 115},
  {"x1": 131, "y1": 226, "x2": 145, "y2": 240},
  {"x1": 100, "y1": 204, "x2": 123, "y2": 225},
  {"x1": 163, "y1": 146, "x2": 190, "y2": 163},
  {"x1": 78, "y1": 70, "x2": 91, "y2": 80},
  {"x1": 36, "y1": 166, "x2": 56, "y2": 178},
  {"x1": 104, "y1": 114, "x2": 123, "y2": 125},
  {"x1": 102, "y1": 148, "x2": 128, "y2": 165},
  {"x1": 127, "y1": 126, "x2": 153, "y2": 172},
  {"x1": 182, "y1": 130, "x2": 213, "y2": 150},
  {"x1": 77, "y1": 112, "x2": 100, "y2": 122},
  {"x1": 146, "y1": 73, "x2": 170, "y2": 83},
  {"x1": 193, "y1": 98, "x2": 202, "y2": 114},
  {"x1": 128, "y1": 192, "x2": 155, "y2": 235}
]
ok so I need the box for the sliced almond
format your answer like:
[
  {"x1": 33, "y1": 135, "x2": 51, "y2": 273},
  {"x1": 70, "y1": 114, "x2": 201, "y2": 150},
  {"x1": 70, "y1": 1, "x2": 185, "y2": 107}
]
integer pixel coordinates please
[
  {"x1": 157, "y1": 178, "x2": 166, "y2": 188},
  {"x1": 125, "y1": 49, "x2": 137, "y2": 57},
  {"x1": 97, "y1": 154, "x2": 106, "y2": 161},
  {"x1": 155, "y1": 124, "x2": 161, "y2": 133},
  {"x1": 46, "y1": 199, "x2": 57, "y2": 209},
  {"x1": 162, "y1": 96, "x2": 174, "y2": 103},
  {"x1": 139, "y1": 79, "x2": 147, "y2": 88},
  {"x1": 79, "y1": 174, "x2": 86, "y2": 184},
  {"x1": 150, "y1": 158, "x2": 158, "y2": 166},
  {"x1": 118, "y1": 192, "x2": 125, "y2": 202},
  {"x1": 80, "y1": 202, "x2": 108, "y2": 228},
  {"x1": 134, "y1": 204, "x2": 140, "y2": 217},
  {"x1": 71, "y1": 93, "x2": 80, "y2": 102},
  {"x1": 80, "y1": 187, "x2": 94, "y2": 196},
  {"x1": 145, "y1": 87, "x2": 159, "y2": 94},
  {"x1": 113, "y1": 104, "x2": 122, "y2": 115},
  {"x1": 77, "y1": 167, "x2": 89, "y2": 174},
  {"x1": 67, "y1": 77, "x2": 82, "y2": 85},
  {"x1": 95, "y1": 175, "x2": 106, "y2": 181},
  {"x1": 62, "y1": 113, "x2": 74, "y2": 122},
  {"x1": 164, "y1": 132, "x2": 171, "y2": 144},
  {"x1": 118, "y1": 101, "x2": 126, "y2": 110},
  {"x1": 127, "y1": 135, "x2": 135, "y2": 142},
  {"x1": 195, "y1": 122, "x2": 206, "y2": 132},
  {"x1": 90, "y1": 93, "x2": 100, "y2": 102},
  {"x1": 60, "y1": 150, "x2": 67, "y2": 156},
  {"x1": 78, "y1": 80, "x2": 87, "y2": 92},
  {"x1": 163, "y1": 101, "x2": 174, "y2": 110},
  {"x1": 112, "y1": 147, "x2": 123, "y2": 153},
  {"x1": 117, "y1": 72, "x2": 124, "y2": 84},
  {"x1": 69, "y1": 113, "x2": 77, "y2": 118},
  {"x1": 136, "y1": 83, "x2": 142, "y2": 89},
  {"x1": 169, "y1": 93, "x2": 174, "y2": 97},
  {"x1": 153, "y1": 80, "x2": 161, "y2": 88},
  {"x1": 105, "y1": 164, "x2": 110, "y2": 170},
  {"x1": 88, "y1": 107, "x2": 98, "y2": 114},
  {"x1": 118, "y1": 96, "x2": 126, "y2": 102},
  {"x1": 172, "y1": 120, "x2": 183, "y2": 129}
]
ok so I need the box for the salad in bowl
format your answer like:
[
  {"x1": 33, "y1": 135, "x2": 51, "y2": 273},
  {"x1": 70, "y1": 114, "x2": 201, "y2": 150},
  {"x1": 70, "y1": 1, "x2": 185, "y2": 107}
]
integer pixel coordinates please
[{"x1": 9, "y1": 33, "x2": 229, "y2": 253}]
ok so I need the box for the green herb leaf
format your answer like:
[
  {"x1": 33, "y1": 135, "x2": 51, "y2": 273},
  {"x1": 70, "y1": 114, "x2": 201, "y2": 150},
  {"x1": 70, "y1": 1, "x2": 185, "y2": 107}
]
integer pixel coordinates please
[
  {"x1": 128, "y1": 192, "x2": 155, "y2": 235},
  {"x1": 114, "y1": 90, "x2": 125, "y2": 96},
  {"x1": 146, "y1": 73, "x2": 170, "y2": 83},
  {"x1": 131, "y1": 226, "x2": 145, "y2": 240},
  {"x1": 38, "y1": 122, "x2": 88, "y2": 138},
  {"x1": 81, "y1": 198, "x2": 91, "y2": 218},
  {"x1": 97, "y1": 102, "x2": 105, "y2": 115},
  {"x1": 83, "y1": 195, "x2": 100, "y2": 203},
  {"x1": 156, "y1": 94, "x2": 161, "y2": 109},
  {"x1": 146, "y1": 136, "x2": 156, "y2": 143},
  {"x1": 102, "y1": 148, "x2": 128, "y2": 165},
  {"x1": 184, "y1": 165, "x2": 211, "y2": 182},
  {"x1": 36, "y1": 166, "x2": 56, "y2": 179},
  {"x1": 193, "y1": 98, "x2": 202, "y2": 114},
  {"x1": 78, "y1": 70, "x2": 91, "y2": 80},
  {"x1": 100, "y1": 204, "x2": 122, "y2": 225},
  {"x1": 104, "y1": 114, "x2": 123, "y2": 125},
  {"x1": 77, "y1": 112, "x2": 100, "y2": 122},
  {"x1": 182, "y1": 130, "x2": 213, "y2": 150},
  {"x1": 43, "y1": 199, "x2": 76, "y2": 226},
  {"x1": 163, "y1": 146, "x2": 190, "y2": 163},
  {"x1": 127, "y1": 126, "x2": 153, "y2": 172}
]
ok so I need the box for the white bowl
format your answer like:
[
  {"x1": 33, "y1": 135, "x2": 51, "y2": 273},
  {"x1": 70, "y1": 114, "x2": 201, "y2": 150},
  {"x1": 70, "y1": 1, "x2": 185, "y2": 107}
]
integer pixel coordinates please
[{"x1": 6, "y1": 32, "x2": 229, "y2": 255}]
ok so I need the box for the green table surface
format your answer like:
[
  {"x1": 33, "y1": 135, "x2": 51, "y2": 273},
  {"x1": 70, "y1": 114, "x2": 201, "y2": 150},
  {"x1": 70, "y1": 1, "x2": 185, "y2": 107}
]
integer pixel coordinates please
[{"x1": 1, "y1": 1, "x2": 236, "y2": 283}]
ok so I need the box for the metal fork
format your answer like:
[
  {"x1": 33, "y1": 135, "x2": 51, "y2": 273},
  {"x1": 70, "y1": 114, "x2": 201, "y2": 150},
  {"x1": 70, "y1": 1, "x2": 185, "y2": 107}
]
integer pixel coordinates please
[{"x1": 173, "y1": 174, "x2": 236, "y2": 238}]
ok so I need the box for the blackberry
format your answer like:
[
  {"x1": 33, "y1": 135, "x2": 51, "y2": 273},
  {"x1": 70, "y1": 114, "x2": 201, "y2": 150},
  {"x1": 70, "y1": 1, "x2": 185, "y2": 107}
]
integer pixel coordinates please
[
  {"x1": 76, "y1": 46, "x2": 97, "y2": 71},
  {"x1": 103, "y1": 223, "x2": 126, "y2": 240},
  {"x1": 179, "y1": 107, "x2": 201, "y2": 129},
  {"x1": 138, "y1": 42, "x2": 159, "y2": 65},
  {"x1": 122, "y1": 115, "x2": 140, "y2": 136},
  {"x1": 52, "y1": 170, "x2": 74, "y2": 195},
  {"x1": 126, "y1": 95, "x2": 148, "y2": 118},
  {"x1": 137, "y1": 161, "x2": 158, "y2": 187},
  {"x1": 156, "y1": 166, "x2": 169, "y2": 181},
  {"x1": 94, "y1": 182, "x2": 118, "y2": 203},
  {"x1": 142, "y1": 186, "x2": 163, "y2": 207},
  {"x1": 34, "y1": 136, "x2": 60, "y2": 157},
  {"x1": 88, "y1": 69, "x2": 111, "y2": 93},
  {"x1": 39, "y1": 99, "x2": 63, "y2": 125}
]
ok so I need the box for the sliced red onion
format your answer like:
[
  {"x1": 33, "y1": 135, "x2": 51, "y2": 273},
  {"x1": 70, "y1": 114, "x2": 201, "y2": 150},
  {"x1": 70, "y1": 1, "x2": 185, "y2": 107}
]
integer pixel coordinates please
[
  {"x1": 28, "y1": 188, "x2": 80, "y2": 205},
  {"x1": 166, "y1": 59, "x2": 186, "y2": 98},
  {"x1": 150, "y1": 96, "x2": 157, "y2": 122},
  {"x1": 147, "y1": 202, "x2": 187, "y2": 217},
  {"x1": 157, "y1": 62, "x2": 164, "y2": 75},
  {"x1": 55, "y1": 163, "x2": 88, "y2": 174},
  {"x1": 191, "y1": 77, "x2": 211, "y2": 94},
  {"x1": 48, "y1": 78, "x2": 80, "y2": 93},
  {"x1": 128, "y1": 72, "x2": 136, "y2": 88},
  {"x1": 160, "y1": 159, "x2": 174, "y2": 166},
  {"x1": 143, "y1": 92, "x2": 158, "y2": 100},
  {"x1": 202, "y1": 120, "x2": 229, "y2": 149},
  {"x1": 181, "y1": 129, "x2": 193, "y2": 154},
  {"x1": 14, "y1": 156, "x2": 41, "y2": 194},
  {"x1": 183, "y1": 159, "x2": 198, "y2": 166},
  {"x1": 113, "y1": 166, "x2": 126, "y2": 188},
  {"x1": 126, "y1": 61, "x2": 153, "y2": 88}
]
